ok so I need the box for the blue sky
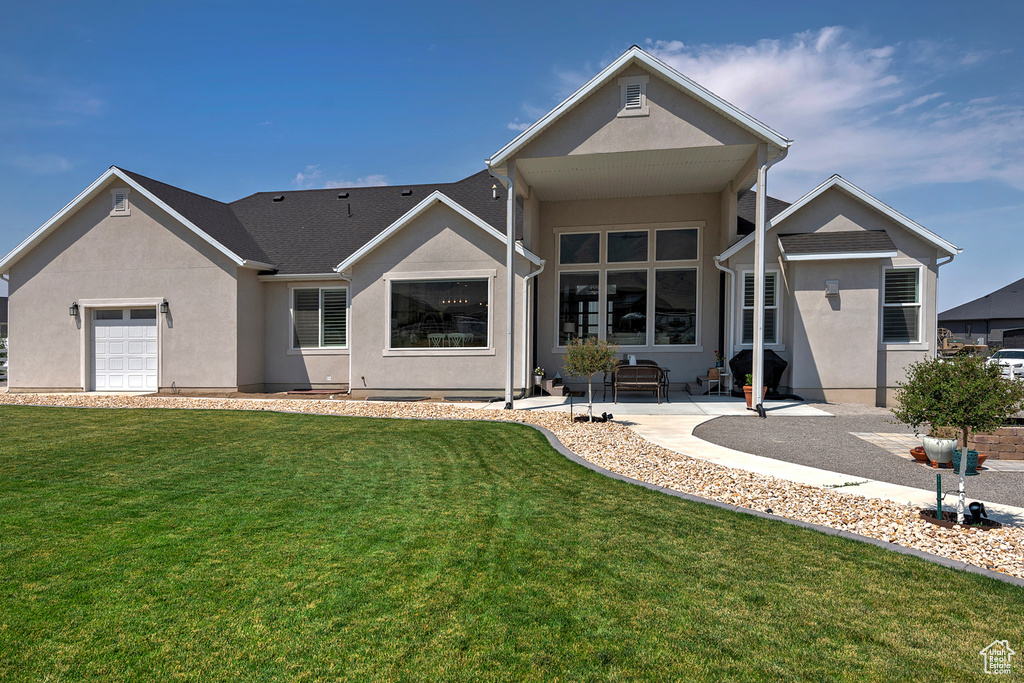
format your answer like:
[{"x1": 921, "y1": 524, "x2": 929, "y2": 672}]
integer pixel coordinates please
[{"x1": 2, "y1": 1, "x2": 1022, "y2": 311}]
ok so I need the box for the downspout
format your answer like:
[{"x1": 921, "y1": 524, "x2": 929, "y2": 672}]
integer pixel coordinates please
[
  {"x1": 934, "y1": 253, "x2": 957, "y2": 355},
  {"x1": 487, "y1": 166, "x2": 516, "y2": 409},
  {"x1": 713, "y1": 256, "x2": 735, "y2": 387},
  {"x1": 752, "y1": 144, "x2": 789, "y2": 417},
  {"x1": 521, "y1": 259, "x2": 546, "y2": 392},
  {"x1": 338, "y1": 271, "x2": 354, "y2": 396}
]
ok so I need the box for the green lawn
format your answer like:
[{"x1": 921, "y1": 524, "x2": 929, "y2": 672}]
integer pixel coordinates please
[{"x1": 0, "y1": 406, "x2": 1021, "y2": 681}]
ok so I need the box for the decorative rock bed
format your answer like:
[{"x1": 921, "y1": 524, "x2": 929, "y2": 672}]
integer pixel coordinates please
[{"x1": 1, "y1": 392, "x2": 1022, "y2": 580}]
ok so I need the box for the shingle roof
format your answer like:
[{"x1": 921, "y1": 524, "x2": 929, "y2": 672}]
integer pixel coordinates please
[
  {"x1": 230, "y1": 170, "x2": 511, "y2": 274},
  {"x1": 736, "y1": 190, "x2": 790, "y2": 236},
  {"x1": 778, "y1": 230, "x2": 896, "y2": 255},
  {"x1": 119, "y1": 168, "x2": 274, "y2": 265},
  {"x1": 939, "y1": 276, "x2": 1024, "y2": 322}
]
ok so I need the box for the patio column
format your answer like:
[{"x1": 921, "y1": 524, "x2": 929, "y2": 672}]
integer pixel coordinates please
[
  {"x1": 752, "y1": 144, "x2": 768, "y2": 415},
  {"x1": 504, "y1": 160, "x2": 517, "y2": 409}
]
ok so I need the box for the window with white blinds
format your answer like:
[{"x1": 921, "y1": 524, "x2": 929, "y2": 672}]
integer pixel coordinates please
[
  {"x1": 292, "y1": 287, "x2": 348, "y2": 349},
  {"x1": 882, "y1": 268, "x2": 920, "y2": 343},
  {"x1": 741, "y1": 271, "x2": 779, "y2": 345}
]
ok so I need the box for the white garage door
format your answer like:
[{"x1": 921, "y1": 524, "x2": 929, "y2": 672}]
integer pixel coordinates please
[{"x1": 92, "y1": 308, "x2": 158, "y2": 391}]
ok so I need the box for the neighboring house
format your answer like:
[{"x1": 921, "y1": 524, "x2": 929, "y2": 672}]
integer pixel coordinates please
[
  {"x1": 0, "y1": 296, "x2": 7, "y2": 338},
  {"x1": 0, "y1": 46, "x2": 960, "y2": 405},
  {"x1": 939, "y1": 276, "x2": 1024, "y2": 348}
]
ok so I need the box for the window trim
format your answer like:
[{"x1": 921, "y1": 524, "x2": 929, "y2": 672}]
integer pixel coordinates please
[
  {"x1": 881, "y1": 265, "x2": 923, "y2": 345},
  {"x1": 553, "y1": 222, "x2": 703, "y2": 352},
  {"x1": 383, "y1": 270, "x2": 496, "y2": 356},
  {"x1": 739, "y1": 269, "x2": 782, "y2": 347},
  {"x1": 617, "y1": 75, "x2": 650, "y2": 117},
  {"x1": 288, "y1": 284, "x2": 349, "y2": 353}
]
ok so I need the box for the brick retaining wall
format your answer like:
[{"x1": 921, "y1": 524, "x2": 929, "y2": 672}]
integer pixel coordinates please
[{"x1": 961, "y1": 426, "x2": 1024, "y2": 460}]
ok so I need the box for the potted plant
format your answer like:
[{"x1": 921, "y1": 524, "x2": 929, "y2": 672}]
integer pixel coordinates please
[
  {"x1": 921, "y1": 424, "x2": 957, "y2": 468},
  {"x1": 892, "y1": 353, "x2": 1024, "y2": 522},
  {"x1": 742, "y1": 373, "x2": 766, "y2": 409},
  {"x1": 533, "y1": 367, "x2": 545, "y2": 386},
  {"x1": 714, "y1": 349, "x2": 725, "y2": 368},
  {"x1": 562, "y1": 337, "x2": 619, "y2": 422}
]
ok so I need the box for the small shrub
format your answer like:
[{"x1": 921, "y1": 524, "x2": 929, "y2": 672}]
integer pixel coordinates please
[{"x1": 562, "y1": 337, "x2": 619, "y2": 421}]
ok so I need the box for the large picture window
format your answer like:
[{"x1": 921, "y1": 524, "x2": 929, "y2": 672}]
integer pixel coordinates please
[
  {"x1": 559, "y1": 272, "x2": 600, "y2": 345},
  {"x1": 882, "y1": 268, "x2": 920, "y2": 343},
  {"x1": 293, "y1": 287, "x2": 348, "y2": 349},
  {"x1": 741, "y1": 272, "x2": 778, "y2": 345},
  {"x1": 390, "y1": 279, "x2": 488, "y2": 349},
  {"x1": 606, "y1": 270, "x2": 647, "y2": 346},
  {"x1": 654, "y1": 269, "x2": 697, "y2": 345}
]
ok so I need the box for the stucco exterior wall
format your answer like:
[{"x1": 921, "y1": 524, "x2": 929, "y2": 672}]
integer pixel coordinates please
[
  {"x1": 517, "y1": 65, "x2": 760, "y2": 160},
  {"x1": 534, "y1": 193, "x2": 723, "y2": 391},
  {"x1": 724, "y1": 188, "x2": 944, "y2": 405},
  {"x1": 7, "y1": 183, "x2": 241, "y2": 391},
  {"x1": 348, "y1": 202, "x2": 528, "y2": 396},
  {"x1": 236, "y1": 268, "x2": 265, "y2": 391},
  {"x1": 262, "y1": 279, "x2": 350, "y2": 392}
]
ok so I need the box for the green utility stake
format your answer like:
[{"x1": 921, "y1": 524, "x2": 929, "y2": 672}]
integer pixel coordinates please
[{"x1": 936, "y1": 473, "x2": 942, "y2": 521}]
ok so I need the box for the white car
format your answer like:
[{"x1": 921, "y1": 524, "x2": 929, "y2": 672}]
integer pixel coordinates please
[{"x1": 988, "y1": 349, "x2": 1024, "y2": 378}]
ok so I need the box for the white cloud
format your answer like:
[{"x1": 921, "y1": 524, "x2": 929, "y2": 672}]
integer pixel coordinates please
[
  {"x1": 507, "y1": 118, "x2": 531, "y2": 132},
  {"x1": 291, "y1": 164, "x2": 322, "y2": 188},
  {"x1": 324, "y1": 174, "x2": 389, "y2": 188},
  {"x1": 10, "y1": 153, "x2": 73, "y2": 174},
  {"x1": 642, "y1": 29, "x2": 1024, "y2": 197}
]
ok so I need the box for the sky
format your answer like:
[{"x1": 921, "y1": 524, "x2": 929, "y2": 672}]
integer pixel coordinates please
[{"x1": 1, "y1": 1, "x2": 1022, "y2": 311}]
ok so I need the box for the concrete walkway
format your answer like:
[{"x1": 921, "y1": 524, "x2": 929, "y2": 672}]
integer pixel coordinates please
[
  {"x1": 466, "y1": 391, "x2": 831, "y2": 417},
  {"x1": 625, "y1": 414, "x2": 1024, "y2": 527}
]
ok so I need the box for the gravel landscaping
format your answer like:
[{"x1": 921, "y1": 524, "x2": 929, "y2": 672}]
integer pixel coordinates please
[
  {"x1": 694, "y1": 402, "x2": 1024, "y2": 509},
  {"x1": 1, "y1": 392, "x2": 1022, "y2": 581}
]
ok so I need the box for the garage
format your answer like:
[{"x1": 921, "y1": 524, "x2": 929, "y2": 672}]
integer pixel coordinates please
[{"x1": 92, "y1": 308, "x2": 158, "y2": 391}]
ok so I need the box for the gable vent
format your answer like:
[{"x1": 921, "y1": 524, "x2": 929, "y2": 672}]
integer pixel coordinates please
[
  {"x1": 112, "y1": 192, "x2": 128, "y2": 212},
  {"x1": 337, "y1": 192, "x2": 349, "y2": 199},
  {"x1": 624, "y1": 83, "x2": 642, "y2": 109},
  {"x1": 272, "y1": 195, "x2": 285, "y2": 202},
  {"x1": 401, "y1": 189, "x2": 412, "y2": 197}
]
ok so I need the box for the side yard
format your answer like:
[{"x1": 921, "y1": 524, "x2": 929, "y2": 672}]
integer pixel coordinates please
[{"x1": 1, "y1": 406, "x2": 1022, "y2": 681}]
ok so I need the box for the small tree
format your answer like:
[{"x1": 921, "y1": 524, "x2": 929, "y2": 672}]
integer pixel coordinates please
[
  {"x1": 892, "y1": 354, "x2": 1024, "y2": 522},
  {"x1": 562, "y1": 337, "x2": 619, "y2": 421}
]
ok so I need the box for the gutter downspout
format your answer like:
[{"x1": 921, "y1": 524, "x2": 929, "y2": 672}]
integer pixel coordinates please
[
  {"x1": 521, "y1": 259, "x2": 546, "y2": 391},
  {"x1": 752, "y1": 144, "x2": 789, "y2": 417},
  {"x1": 934, "y1": 253, "x2": 957, "y2": 355},
  {"x1": 487, "y1": 166, "x2": 516, "y2": 409},
  {"x1": 713, "y1": 256, "x2": 735, "y2": 388}
]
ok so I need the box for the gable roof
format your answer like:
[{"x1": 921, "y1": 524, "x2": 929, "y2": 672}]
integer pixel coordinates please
[
  {"x1": 487, "y1": 45, "x2": 791, "y2": 169},
  {"x1": 718, "y1": 175, "x2": 961, "y2": 261},
  {"x1": 0, "y1": 166, "x2": 275, "y2": 274},
  {"x1": 939, "y1": 276, "x2": 1024, "y2": 322},
  {"x1": 737, "y1": 189, "x2": 790, "y2": 236},
  {"x1": 230, "y1": 170, "x2": 519, "y2": 275},
  {"x1": 334, "y1": 190, "x2": 541, "y2": 274},
  {"x1": 778, "y1": 231, "x2": 898, "y2": 261}
]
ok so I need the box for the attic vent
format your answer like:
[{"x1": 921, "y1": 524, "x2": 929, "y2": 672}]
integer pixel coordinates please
[
  {"x1": 110, "y1": 188, "x2": 130, "y2": 216},
  {"x1": 624, "y1": 83, "x2": 642, "y2": 108},
  {"x1": 273, "y1": 195, "x2": 285, "y2": 202},
  {"x1": 401, "y1": 189, "x2": 412, "y2": 197},
  {"x1": 337, "y1": 192, "x2": 349, "y2": 199}
]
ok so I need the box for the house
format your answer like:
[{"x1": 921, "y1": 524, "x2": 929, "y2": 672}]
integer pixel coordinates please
[
  {"x1": 0, "y1": 296, "x2": 7, "y2": 338},
  {"x1": 0, "y1": 46, "x2": 960, "y2": 406},
  {"x1": 939, "y1": 276, "x2": 1024, "y2": 348}
]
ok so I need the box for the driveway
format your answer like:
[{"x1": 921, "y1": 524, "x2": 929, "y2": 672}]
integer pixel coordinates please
[{"x1": 693, "y1": 402, "x2": 1024, "y2": 508}]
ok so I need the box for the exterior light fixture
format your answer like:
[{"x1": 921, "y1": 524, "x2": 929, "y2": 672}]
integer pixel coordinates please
[
  {"x1": 160, "y1": 300, "x2": 169, "y2": 315},
  {"x1": 825, "y1": 280, "x2": 840, "y2": 297},
  {"x1": 69, "y1": 302, "x2": 79, "y2": 317}
]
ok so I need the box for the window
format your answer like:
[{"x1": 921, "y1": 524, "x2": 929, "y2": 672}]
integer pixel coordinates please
[
  {"x1": 882, "y1": 268, "x2": 920, "y2": 343},
  {"x1": 292, "y1": 287, "x2": 348, "y2": 349},
  {"x1": 110, "y1": 188, "x2": 130, "y2": 216},
  {"x1": 656, "y1": 228, "x2": 699, "y2": 261},
  {"x1": 130, "y1": 308, "x2": 156, "y2": 320},
  {"x1": 559, "y1": 232, "x2": 600, "y2": 265},
  {"x1": 655, "y1": 269, "x2": 697, "y2": 345},
  {"x1": 617, "y1": 75, "x2": 649, "y2": 117},
  {"x1": 606, "y1": 270, "x2": 647, "y2": 346},
  {"x1": 741, "y1": 272, "x2": 779, "y2": 345},
  {"x1": 559, "y1": 272, "x2": 600, "y2": 345},
  {"x1": 94, "y1": 309, "x2": 123, "y2": 320},
  {"x1": 607, "y1": 231, "x2": 648, "y2": 263},
  {"x1": 390, "y1": 279, "x2": 488, "y2": 349}
]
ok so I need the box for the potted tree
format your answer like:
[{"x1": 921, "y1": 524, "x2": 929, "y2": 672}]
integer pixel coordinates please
[
  {"x1": 562, "y1": 337, "x2": 619, "y2": 422},
  {"x1": 892, "y1": 354, "x2": 1024, "y2": 523},
  {"x1": 742, "y1": 373, "x2": 766, "y2": 409}
]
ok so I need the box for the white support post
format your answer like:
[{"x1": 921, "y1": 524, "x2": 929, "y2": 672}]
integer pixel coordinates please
[
  {"x1": 504, "y1": 161, "x2": 516, "y2": 410},
  {"x1": 752, "y1": 144, "x2": 768, "y2": 412}
]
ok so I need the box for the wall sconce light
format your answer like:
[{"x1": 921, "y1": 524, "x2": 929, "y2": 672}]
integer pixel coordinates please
[
  {"x1": 69, "y1": 302, "x2": 79, "y2": 317},
  {"x1": 825, "y1": 280, "x2": 840, "y2": 297},
  {"x1": 159, "y1": 300, "x2": 169, "y2": 315}
]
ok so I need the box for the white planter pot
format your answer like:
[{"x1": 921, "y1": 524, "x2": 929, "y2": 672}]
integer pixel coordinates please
[
  {"x1": 533, "y1": 375, "x2": 544, "y2": 386},
  {"x1": 922, "y1": 436, "x2": 957, "y2": 465}
]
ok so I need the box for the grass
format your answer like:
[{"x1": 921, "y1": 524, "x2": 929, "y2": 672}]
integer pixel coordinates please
[{"x1": 0, "y1": 406, "x2": 1022, "y2": 681}]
